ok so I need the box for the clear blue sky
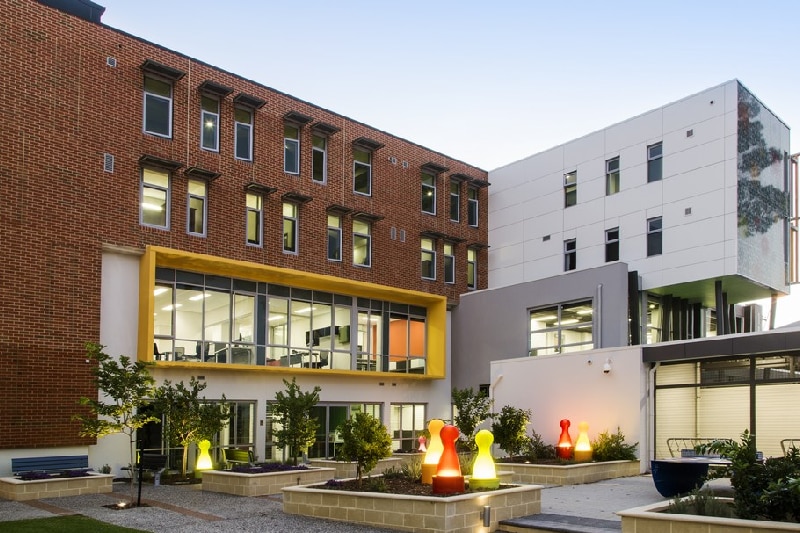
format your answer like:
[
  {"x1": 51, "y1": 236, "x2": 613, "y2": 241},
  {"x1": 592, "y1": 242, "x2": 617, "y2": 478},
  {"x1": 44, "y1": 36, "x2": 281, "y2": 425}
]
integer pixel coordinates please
[{"x1": 99, "y1": 0, "x2": 800, "y2": 171}]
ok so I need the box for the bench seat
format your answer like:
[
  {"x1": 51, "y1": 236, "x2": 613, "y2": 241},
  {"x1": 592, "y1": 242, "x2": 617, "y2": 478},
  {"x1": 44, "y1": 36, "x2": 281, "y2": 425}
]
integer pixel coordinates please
[{"x1": 12, "y1": 455, "x2": 89, "y2": 475}]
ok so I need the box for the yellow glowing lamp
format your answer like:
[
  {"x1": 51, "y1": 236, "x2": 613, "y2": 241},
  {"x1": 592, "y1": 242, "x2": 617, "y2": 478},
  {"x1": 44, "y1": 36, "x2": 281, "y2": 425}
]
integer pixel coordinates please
[
  {"x1": 196, "y1": 439, "x2": 213, "y2": 470},
  {"x1": 421, "y1": 419, "x2": 445, "y2": 484},
  {"x1": 573, "y1": 421, "x2": 592, "y2": 462},
  {"x1": 469, "y1": 429, "x2": 499, "y2": 490}
]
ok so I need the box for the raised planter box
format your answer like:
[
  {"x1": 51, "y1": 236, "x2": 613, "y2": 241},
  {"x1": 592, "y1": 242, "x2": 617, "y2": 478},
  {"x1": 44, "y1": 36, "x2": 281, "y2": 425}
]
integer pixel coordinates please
[
  {"x1": 283, "y1": 482, "x2": 542, "y2": 533},
  {"x1": 497, "y1": 459, "x2": 640, "y2": 485},
  {"x1": 308, "y1": 457, "x2": 403, "y2": 479},
  {"x1": 618, "y1": 500, "x2": 800, "y2": 532},
  {"x1": 202, "y1": 467, "x2": 335, "y2": 497},
  {"x1": 0, "y1": 473, "x2": 114, "y2": 501}
]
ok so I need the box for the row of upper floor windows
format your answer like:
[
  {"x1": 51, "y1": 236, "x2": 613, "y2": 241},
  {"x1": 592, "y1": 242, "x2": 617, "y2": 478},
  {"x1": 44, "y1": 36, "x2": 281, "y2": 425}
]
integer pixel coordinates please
[{"x1": 562, "y1": 216, "x2": 662, "y2": 271}]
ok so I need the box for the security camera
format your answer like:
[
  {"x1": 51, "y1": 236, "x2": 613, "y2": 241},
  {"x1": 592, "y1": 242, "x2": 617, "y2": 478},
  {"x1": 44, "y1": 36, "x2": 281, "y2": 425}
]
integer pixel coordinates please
[{"x1": 603, "y1": 359, "x2": 612, "y2": 374}]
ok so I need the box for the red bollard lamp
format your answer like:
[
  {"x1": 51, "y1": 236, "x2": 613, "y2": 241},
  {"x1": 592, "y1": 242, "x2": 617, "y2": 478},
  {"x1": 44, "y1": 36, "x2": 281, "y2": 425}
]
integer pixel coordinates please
[
  {"x1": 556, "y1": 419, "x2": 573, "y2": 459},
  {"x1": 431, "y1": 424, "x2": 465, "y2": 494}
]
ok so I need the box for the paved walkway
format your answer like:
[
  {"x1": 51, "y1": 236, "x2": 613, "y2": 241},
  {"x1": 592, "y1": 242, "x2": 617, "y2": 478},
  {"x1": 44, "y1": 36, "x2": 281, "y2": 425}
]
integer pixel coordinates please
[{"x1": 0, "y1": 475, "x2": 667, "y2": 532}]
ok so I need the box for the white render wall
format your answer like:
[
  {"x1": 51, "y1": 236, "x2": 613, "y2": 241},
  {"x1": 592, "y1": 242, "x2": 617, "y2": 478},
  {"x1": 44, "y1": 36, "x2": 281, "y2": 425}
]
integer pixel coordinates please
[{"x1": 489, "y1": 81, "x2": 740, "y2": 293}]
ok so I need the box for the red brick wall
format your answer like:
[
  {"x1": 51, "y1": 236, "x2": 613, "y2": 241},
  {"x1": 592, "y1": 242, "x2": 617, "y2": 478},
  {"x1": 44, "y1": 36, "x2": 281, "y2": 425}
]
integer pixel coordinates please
[{"x1": 0, "y1": 0, "x2": 488, "y2": 448}]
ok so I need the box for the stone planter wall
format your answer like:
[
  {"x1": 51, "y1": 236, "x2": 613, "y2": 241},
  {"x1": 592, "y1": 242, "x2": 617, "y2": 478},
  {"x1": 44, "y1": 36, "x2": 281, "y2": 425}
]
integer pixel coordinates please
[
  {"x1": 283, "y1": 482, "x2": 541, "y2": 533},
  {"x1": 497, "y1": 459, "x2": 640, "y2": 485},
  {"x1": 308, "y1": 457, "x2": 404, "y2": 479},
  {"x1": 618, "y1": 501, "x2": 800, "y2": 532},
  {"x1": 202, "y1": 467, "x2": 335, "y2": 497},
  {"x1": 0, "y1": 473, "x2": 114, "y2": 501}
]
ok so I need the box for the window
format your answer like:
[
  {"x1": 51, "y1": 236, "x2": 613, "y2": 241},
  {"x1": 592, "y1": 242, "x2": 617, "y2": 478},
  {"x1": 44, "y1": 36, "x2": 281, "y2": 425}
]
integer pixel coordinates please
[
  {"x1": 140, "y1": 168, "x2": 169, "y2": 228},
  {"x1": 421, "y1": 173, "x2": 436, "y2": 214},
  {"x1": 235, "y1": 108, "x2": 253, "y2": 161},
  {"x1": 200, "y1": 95, "x2": 219, "y2": 151},
  {"x1": 605, "y1": 227, "x2": 619, "y2": 262},
  {"x1": 421, "y1": 238, "x2": 436, "y2": 280},
  {"x1": 246, "y1": 193, "x2": 262, "y2": 246},
  {"x1": 443, "y1": 243, "x2": 455, "y2": 284},
  {"x1": 564, "y1": 171, "x2": 577, "y2": 207},
  {"x1": 449, "y1": 180, "x2": 460, "y2": 221},
  {"x1": 282, "y1": 202, "x2": 298, "y2": 253},
  {"x1": 467, "y1": 187, "x2": 478, "y2": 227},
  {"x1": 467, "y1": 247, "x2": 477, "y2": 289},
  {"x1": 187, "y1": 179, "x2": 207, "y2": 236},
  {"x1": 353, "y1": 148, "x2": 372, "y2": 195},
  {"x1": 564, "y1": 239, "x2": 576, "y2": 271},
  {"x1": 605, "y1": 157, "x2": 620, "y2": 196},
  {"x1": 312, "y1": 134, "x2": 327, "y2": 183},
  {"x1": 647, "y1": 216, "x2": 662, "y2": 256},
  {"x1": 353, "y1": 219, "x2": 371, "y2": 267},
  {"x1": 647, "y1": 142, "x2": 663, "y2": 182},
  {"x1": 327, "y1": 214, "x2": 342, "y2": 261},
  {"x1": 529, "y1": 300, "x2": 593, "y2": 355},
  {"x1": 284, "y1": 124, "x2": 300, "y2": 174},
  {"x1": 390, "y1": 404, "x2": 426, "y2": 453},
  {"x1": 143, "y1": 75, "x2": 172, "y2": 138}
]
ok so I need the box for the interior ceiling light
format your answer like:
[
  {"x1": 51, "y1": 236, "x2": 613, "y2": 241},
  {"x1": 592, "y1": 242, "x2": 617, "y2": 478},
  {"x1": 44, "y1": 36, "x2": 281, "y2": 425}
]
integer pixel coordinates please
[{"x1": 153, "y1": 287, "x2": 168, "y2": 296}]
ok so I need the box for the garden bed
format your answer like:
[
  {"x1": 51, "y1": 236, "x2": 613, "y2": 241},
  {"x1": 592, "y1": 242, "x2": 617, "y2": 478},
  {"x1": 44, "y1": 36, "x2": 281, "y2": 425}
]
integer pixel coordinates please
[
  {"x1": 497, "y1": 459, "x2": 640, "y2": 485},
  {"x1": 0, "y1": 473, "x2": 114, "y2": 501},
  {"x1": 618, "y1": 500, "x2": 800, "y2": 532},
  {"x1": 308, "y1": 457, "x2": 404, "y2": 479},
  {"x1": 202, "y1": 466, "x2": 335, "y2": 497}
]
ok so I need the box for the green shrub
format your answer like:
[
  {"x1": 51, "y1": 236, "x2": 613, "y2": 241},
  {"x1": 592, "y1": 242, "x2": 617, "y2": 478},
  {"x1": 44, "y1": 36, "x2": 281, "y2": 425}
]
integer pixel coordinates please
[
  {"x1": 337, "y1": 412, "x2": 392, "y2": 487},
  {"x1": 667, "y1": 489, "x2": 735, "y2": 518},
  {"x1": 590, "y1": 427, "x2": 637, "y2": 461},
  {"x1": 491, "y1": 405, "x2": 532, "y2": 457},
  {"x1": 525, "y1": 429, "x2": 556, "y2": 460}
]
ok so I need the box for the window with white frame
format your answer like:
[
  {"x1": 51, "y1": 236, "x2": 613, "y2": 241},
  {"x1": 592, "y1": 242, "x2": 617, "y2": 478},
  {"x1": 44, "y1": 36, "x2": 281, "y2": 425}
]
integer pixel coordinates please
[
  {"x1": 467, "y1": 247, "x2": 477, "y2": 289},
  {"x1": 282, "y1": 202, "x2": 298, "y2": 253},
  {"x1": 353, "y1": 148, "x2": 372, "y2": 195},
  {"x1": 353, "y1": 219, "x2": 371, "y2": 266},
  {"x1": 235, "y1": 108, "x2": 253, "y2": 161},
  {"x1": 200, "y1": 95, "x2": 219, "y2": 151},
  {"x1": 605, "y1": 227, "x2": 619, "y2": 262},
  {"x1": 246, "y1": 193, "x2": 262, "y2": 246},
  {"x1": 529, "y1": 300, "x2": 593, "y2": 355},
  {"x1": 141, "y1": 167, "x2": 169, "y2": 228},
  {"x1": 564, "y1": 171, "x2": 577, "y2": 207},
  {"x1": 390, "y1": 404, "x2": 426, "y2": 453},
  {"x1": 647, "y1": 216, "x2": 662, "y2": 256},
  {"x1": 327, "y1": 213, "x2": 342, "y2": 261},
  {"x1": 605, "y1": 157, "x2": 620, "y2": 195},
  {"x1": 450, "y1": 180, "x2": 460, "y2": 222},
  {"x1": 564, "y1": 238, "x2": 576, "y2": 271},
  {"x1": 467, "y1": 187, "x2": 478, "y2": 227},
  {"x1": 143, "y1": 75, "x2": 172, "y2": 138},
  {"x1": 421, "y1": 173, "x2": 436, "y2": 214},
  {"x1": 312, "y1": 134, "x2": 327, "y2": 183},
  {"x1": 187, "y1": 179, "x2": 207, "y2": 236},
  {"x1": 648, "y1": 142, "x2": 663, "y2": 182},
  {"x1": 421, "y1": 238, "x2": 436, "y2": 280},
  {"x1": 443, "y1": 242, "x2": 455, "y2": 284},
  {"x1": 284, "y1": 124, "x2": 300, "y2": 174}
]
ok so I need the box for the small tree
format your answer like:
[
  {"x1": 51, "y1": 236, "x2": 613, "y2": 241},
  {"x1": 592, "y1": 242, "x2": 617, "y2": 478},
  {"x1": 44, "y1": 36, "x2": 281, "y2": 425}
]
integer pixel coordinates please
[
  {"x1": 73, "y1": 342, "x2": 157, "y2": 502},
  {"x1": 153, "y1": 377, "x2": 230, "y2": 476},
  {"x1": 272, "y1": 377, "x2": 321, "y2": 465},
  {"x1": 491, "y1": 405, "x2": 532, "y2": 457},
  {"x1": 451, "y1": 386, "x2": 493, "y2": 451},
  {"x1": 337, "y1": 412, "x2": 392, "y2": 487}
]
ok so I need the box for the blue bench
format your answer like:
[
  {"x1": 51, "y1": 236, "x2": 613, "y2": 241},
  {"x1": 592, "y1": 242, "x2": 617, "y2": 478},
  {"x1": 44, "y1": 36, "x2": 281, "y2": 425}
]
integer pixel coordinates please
[{"x1": 12, "y1": 455, "x2": 89, "y2": 475}]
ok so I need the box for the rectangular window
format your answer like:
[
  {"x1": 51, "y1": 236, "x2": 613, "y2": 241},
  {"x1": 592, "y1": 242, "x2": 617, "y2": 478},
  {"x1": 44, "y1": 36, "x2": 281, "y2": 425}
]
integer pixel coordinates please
[
  {"x1": 282, "y1": 202, "x2": 298, "y2": 253},
  {"x1": 143, "y1": 75, "x2": 172, "y2": 138},
  {"x1": 421, "y1": 173, "x2": 436, "y2": 214},
  {"x1": 284, "y1": 124, "x2": 300, "y2": 174},
  {"x1": 187, "y1": 179, "x2": 207, "y2": 236},
  {"x1": 327, "y1": 213, "x2": 342, "y2": 261},
  {"x1": 648, "y1": 142, "x2": 663, "y2": 182},
  {"x1": 449, "y1": 180, "x2": 460, "y2": 222},
  {"x1": 246, "y1": 193, "x2": 262, "y2": 246},
  {"x1": 647, "y1": 216, "x2": 662, "y2": 256},
  {"x1": 605, "y1": 227, "x2": 619, "y2": 262},
  {"x1": 421, "y1": 238, "x2": 436, "y2": 280},
  {"x1": 529, "y1": 300, "x2": 593, "y2": 355},
  {"x1": 443, "y1": 243, "x2": 455, "y2": 284},
  {"x1": 353, "y1": 148, "x2": 372, "y2": 195},
  {"x1": 353, "y1": 219, "x2": 371, "y2": 267},
  {"x1": 235, "y1": 108, "x2": 253, "y2": 161},
  {"x1": 141, "y1": 168, "x2": 169, "y2": 228},
  {"x1": 605, "y1": 157, "x2": 620, "y2": 196},
  {"x1": 467, "y1": 187, "x2": 478, "y2": 227},
  {"x1": 312, "y1": 134, "x2": 327, "y2": 183},
  {"x1": 564, "y1": 171, "x2": 577, "y2": 207},
  {"x1": 564, "y1": 239, "x2": 576, "y2": 271},
  {"x1": 390, "y1": 404, "x2": 426, "y2": 453},
  {"x1": 200, "y1": 95, "x2": 219, "y2": 151},
  {"x1": 467, "y1": 248, "x2": 477, "y2": 289}
]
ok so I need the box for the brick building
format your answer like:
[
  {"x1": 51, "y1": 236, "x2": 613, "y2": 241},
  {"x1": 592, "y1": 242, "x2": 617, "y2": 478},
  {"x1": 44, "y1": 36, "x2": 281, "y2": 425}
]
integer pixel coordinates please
[{"x1": 0, "y1": 0, "x2": 488, "y2": 472}]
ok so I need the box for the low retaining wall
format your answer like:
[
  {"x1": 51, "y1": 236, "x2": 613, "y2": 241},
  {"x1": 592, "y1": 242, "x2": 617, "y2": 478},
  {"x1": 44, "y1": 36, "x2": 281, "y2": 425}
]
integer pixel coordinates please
[
  {"x1": 0, "y1": 473, "x2": 114, "y2": 501},
  {"x1": 497, "y1": 459, "x2": 640, "y2": 485},
  {"x1": 202, "y1": 467, "x2": 335, "y2": 497},
  {"x1": 618, "y1": 500, "x2": 800, "y2": 532}
]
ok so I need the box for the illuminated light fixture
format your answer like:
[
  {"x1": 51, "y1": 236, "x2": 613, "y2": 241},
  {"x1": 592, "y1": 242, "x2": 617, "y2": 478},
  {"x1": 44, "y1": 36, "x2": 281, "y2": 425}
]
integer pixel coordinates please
[
  {"x1": 421, "y1": 419, "x2": 444, "y2": 484},
  {"x1": 560, "y1": 318, "x2": 580, "y2": 325},
  {"x1": 162, "y1": 303, "x2": 182, "y2": 311},
  {"x1": 268, "y1": 315, "x2": 285, "y2": 322},
  {"x1": 576, "y1": 309, "x2": 593, "y2": 315},
  {"x1": 153, "y1": 287, "x2": 168, "y2": 296},
  {"x1": 431, "y1": 424, "x2": 465, "y2": 495},
  {"x1": 189, "y1": 293, "x2": 211, "y2": 301},
  {"x1": 141, "y1": 202, "x2": 163, "y2": 211},
  {"x1": 196, "y1": 439, "x2": 213, "y2": 472},
  {"x1": 418, "y1": 434, "x2": 427, "y2": 452},
  {"x1": 573, "y1": 421, "x2": 592, "y2": 462},
  {"x1": 556, "y1": 419, "x2": 573, "y2": 459},
  {"x1": 294, "y1": 306, "x2": 316, "y2": 314},
  {"x1": 468, "y1": 429, "x2": 499, "y2": 490},
  {"x1": 535, "y1": 314, "x2": 557, "y2": 321}
]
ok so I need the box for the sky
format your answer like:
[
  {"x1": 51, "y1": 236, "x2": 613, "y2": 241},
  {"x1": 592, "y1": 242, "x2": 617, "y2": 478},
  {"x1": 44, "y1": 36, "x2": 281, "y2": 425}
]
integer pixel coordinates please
[{"x1": 97, "y1": 0, "x2": 800, "y2": 325}]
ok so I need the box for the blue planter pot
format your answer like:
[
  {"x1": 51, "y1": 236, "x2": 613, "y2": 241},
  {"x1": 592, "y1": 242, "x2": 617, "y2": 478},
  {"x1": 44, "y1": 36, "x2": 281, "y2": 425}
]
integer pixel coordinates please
[{"x1": 651, "y1": 460, "x2": 710, "y2": 498}]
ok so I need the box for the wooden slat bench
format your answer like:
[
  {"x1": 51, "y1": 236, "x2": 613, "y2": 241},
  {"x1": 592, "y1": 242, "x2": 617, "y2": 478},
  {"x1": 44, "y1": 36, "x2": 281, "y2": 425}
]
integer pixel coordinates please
[
  {"x1": 223, "y1": 448, "x2": 254, "y2": 469},
  {"x1": 11, "y1": 455, "x2": 89, "y2": 475}
]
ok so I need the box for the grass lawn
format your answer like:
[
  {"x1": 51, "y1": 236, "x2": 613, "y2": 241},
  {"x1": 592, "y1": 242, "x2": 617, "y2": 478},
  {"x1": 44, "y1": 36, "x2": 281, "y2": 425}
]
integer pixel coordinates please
[{"x1": 0, "y1": 515, "x2": 150, "y2": 532}]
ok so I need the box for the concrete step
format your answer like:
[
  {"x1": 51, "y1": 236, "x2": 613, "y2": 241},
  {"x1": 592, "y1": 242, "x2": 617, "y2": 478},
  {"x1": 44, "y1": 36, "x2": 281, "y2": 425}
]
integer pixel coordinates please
[{"x1": 497, "y1": 513, "x2": 620, "y2": 533}]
